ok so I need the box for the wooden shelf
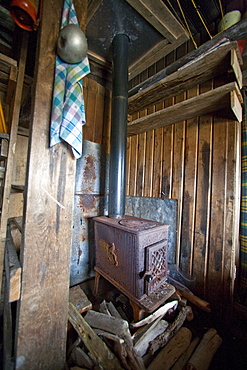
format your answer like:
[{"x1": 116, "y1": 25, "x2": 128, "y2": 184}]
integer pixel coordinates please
[
  {"x1": 127, "y1": 82, "x2": 243, "y2": 136},
  {"x1": 128, "y1": 41, "x2": 242, "y2": 115}
]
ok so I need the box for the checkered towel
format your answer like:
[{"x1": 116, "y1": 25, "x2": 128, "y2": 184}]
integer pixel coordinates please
[{"x1": 50, "y1": 0, "x2": 90, "y2": 158}]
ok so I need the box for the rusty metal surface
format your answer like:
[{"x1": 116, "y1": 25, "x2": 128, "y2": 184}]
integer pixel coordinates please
[
  {"x1": 75, "y1": 140, "x2": 109, "y2": 195},
  {"x1": 70, "y1": 140, "x2": 109, "y2": 286},
  {"x1": 70, "y1": 141, "x2": 177, "y2": 287},
  {"x1": 94, "y1": 215, "x2": 169, "y2": 301}
]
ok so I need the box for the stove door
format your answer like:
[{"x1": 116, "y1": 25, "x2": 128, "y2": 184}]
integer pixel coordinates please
[{"x1": 145, "y1": 239, "x2": 169, "y2": 295}]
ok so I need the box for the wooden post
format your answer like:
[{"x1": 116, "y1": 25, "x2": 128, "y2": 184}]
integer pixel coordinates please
[{"x1": 14, "y1": 0, "x2": 88, "y2": 369}]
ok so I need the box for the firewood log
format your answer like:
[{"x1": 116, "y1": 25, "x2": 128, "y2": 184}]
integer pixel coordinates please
[
  {"x1": 68, "y1": 303, "x2": 123, "y2": 370},
  {"x1": 147, "y1": 327, "x2": 192, "y2": 370},
  {"x1": 131, "y1": 300, "x2": 178, "y2": 328},
  {"x1": 176, "y1": 290, "x2": 211, "y2": 313},
  {"x1": 149, "y1": 306, "x2": 192, "y2": 354},
  {"x1": 84, "y1": 310, "x2": 145, "y2": 370},
  {"x1": 171, "y1": 336, "x2": 200, "y2": 370},
  {"x1": 134, "y1": 318, "x2": 169, "y2": 357},
  {"x1": 186, "y1": 328, "x2": 222, "y2": 370}
]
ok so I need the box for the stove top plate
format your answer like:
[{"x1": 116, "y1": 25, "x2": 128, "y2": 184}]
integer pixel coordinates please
[{"x1": 118, "y1": 219, "x2": 157, "y2": 230}]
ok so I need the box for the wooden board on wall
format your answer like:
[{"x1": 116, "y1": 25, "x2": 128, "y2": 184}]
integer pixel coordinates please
[
  {"x1": 193, "y1": 79, "x2": 213, "y2": 297},
  {"x1": 179, "y1": 86, "x2": 199, "y2": 276},
  {"x1": 83, "y1": 76, "x2": 111, "y2": 149}
]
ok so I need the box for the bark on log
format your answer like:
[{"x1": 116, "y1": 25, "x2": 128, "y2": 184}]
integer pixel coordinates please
[
  {"x1": 134, "y1": 319, "x2": 169, "y2": 357},
  {"x1": 147, "y1": 327, "x2": 192, "y2": 370},
  {"x1": 149, "y1": 306, "x2": 191, "y2": 354}
]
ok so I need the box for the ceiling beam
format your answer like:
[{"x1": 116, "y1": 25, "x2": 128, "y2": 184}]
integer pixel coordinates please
[{"x1": 125, "y1": 0, "x2": 188, "y2": 42}]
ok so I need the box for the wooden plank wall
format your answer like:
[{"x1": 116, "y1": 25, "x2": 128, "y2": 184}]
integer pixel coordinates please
[
  {"x1": 126, "y1": 39, "x2": 241, "y2": 318},
  {"x1": 83, "y1": 32, "x2": 242, "y2": 318},
  {"x1": 83, "y1": 76, "x2": 112, "y2": 154}
]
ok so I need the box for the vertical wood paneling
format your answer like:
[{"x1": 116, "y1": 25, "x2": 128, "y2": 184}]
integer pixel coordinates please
[
  {"x1": 126, "y1": 136, "x2": 131, "y2": 196},
  {"x1": 162, "y1": 124, "x2": 174, "y2": 199},
  {"x1": 84, "y1": 77, "x2": 111, "y2": 150},
  {"x1": 144, "y1": 130, "x2": 154, "y2": 197},
  {"x1": 180, "y1": 85, "x2": 199, "y2": 276},
  {"x1": 208, "y1": 115, "x2": 227, "y2": 311},
  {"x1": 122, "y1": 37, "x2": 239, "y2": 312},
  {"x1": 161, "y1": 49, "x2": 176, "y2": 200},
  {"x1": 172, "y1": 120, "x2": 186, "y2": 265},
  {"x1": 128, "y1": 135, "x2": 138, "y2": 196},
  {"x1": 180, "y1": 124, "x2": 199, "y2": 275},
  {"x1": 136, "y1": 132, "x2": 146, "y2": 197},
  {"x1": 193, "y1": 114, "x2": 213, "y2": 296},
  {"x1": 102, "y1": 87, "x2": 111, "y2": 153},
  {"x1": 94, "y1": 83, "x2": 106, "y2": 143},
  {"x1": 84, "y1": 78, "x2": 99, "y2": 141},
  {"x1": 152, "y1": 128, "x2": 163, "y2": 198},
  {"x1": 206, "y1": 75, "x2": 229, "y2": 311},
  {"x1": 222, "y1": 120, "x2": 237, "y2": 311},
  {"x1": 193, "y1": 79, "x2": 213, "y2": 296}
]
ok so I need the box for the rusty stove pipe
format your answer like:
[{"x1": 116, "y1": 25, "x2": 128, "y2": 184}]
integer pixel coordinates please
[{"x1": 108, "y1": 34, "x2": 129, "y2": 219}]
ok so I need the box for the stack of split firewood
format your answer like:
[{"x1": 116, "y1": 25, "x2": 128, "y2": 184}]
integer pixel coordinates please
[{"x1": 67, "y1": 287, "x2": 222, "y2": 370}]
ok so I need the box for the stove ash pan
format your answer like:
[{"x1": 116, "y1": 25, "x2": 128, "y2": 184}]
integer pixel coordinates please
[{"x1": 94, "y1": 215, "x2": 169, "y2": 302}]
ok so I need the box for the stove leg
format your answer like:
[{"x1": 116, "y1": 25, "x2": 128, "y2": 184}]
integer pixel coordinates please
[
  {"x1": 93, "y1": 271, "x2": 101, "y2": 296},
  {"x1": 129, "y1": 300, "x2": 145, "y2": 322}
]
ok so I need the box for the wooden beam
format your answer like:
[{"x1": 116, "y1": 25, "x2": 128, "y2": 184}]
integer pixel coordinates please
[
  {"x1": 128, "y1": 82, "x2": 242, "y2": 136},
  {"x1": 87, "y1": 0, "x2": 103, "y2": 25},
  {"x1": 129, "y1": 16, "x2": 247, "y2": 96},
  {"x1": 14, "y1": 0, "x2": 87, "y2": 368},
  {"x1": 128, "y1": 41, "x2": 241, "y2": 114},
  {"x1": 125, "y1": 0, "x2": 188, "y2": 42},
  {"x1": 231, "y1": 48, "x2": 242, "y2": 89}
]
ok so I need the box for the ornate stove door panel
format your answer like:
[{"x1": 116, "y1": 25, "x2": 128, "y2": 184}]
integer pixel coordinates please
[{"x1": 145, "y1": 240, "x2": 169, "y2": 295}]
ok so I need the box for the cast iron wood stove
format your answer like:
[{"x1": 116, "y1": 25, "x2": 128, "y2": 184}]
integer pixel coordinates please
[
  {"x1": 94, "y1": 215, "x2": 175, "y2": 314},
  {"x1": 93, "y1": 34, "x2": 175, "y2": 318}
]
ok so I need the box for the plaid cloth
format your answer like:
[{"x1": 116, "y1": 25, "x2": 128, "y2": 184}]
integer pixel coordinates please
[
  {"x1": 50, "y1": 0, "x2": 90, "y2": 158},
  {"x1": 240, "y1": 87, "x2": 247, "y2": 305}
]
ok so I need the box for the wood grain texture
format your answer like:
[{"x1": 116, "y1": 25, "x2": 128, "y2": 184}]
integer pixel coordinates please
[
  {"x1": 127, "y1": 82, "x2": 242, "y2": 135},
  {"x1": 14, "y1": 1, "x2": 86, "y2": 368},
  {"x1": 148, "y1": 327, "x2": 192, "y2": 370},
  {"x1": 192, "y1": 79, "x2": 213, "y2": 296},
  {"x1": 180, "y1": 85, "x2": 199, "y2": 276},
  {"x1": 126, "y1": 40, "x2": 240, "y2": 314},
  {"x1": 152, "y1": 128, "x2": 162, "y2": 198},
  {"x1": 136, "y1": 132, "x2": 146, "y2": 197},
  {"x1": 68, "y1": 304, "x2": 123, "y2": 370},
  {"x1": 128, "y1": 42, "x2": 241, "y2": 114}
]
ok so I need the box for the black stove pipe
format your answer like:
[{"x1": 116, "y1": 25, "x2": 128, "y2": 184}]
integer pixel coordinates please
[{"x1": 108, "y1": 33, "x2": 129, "y2": 219}]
